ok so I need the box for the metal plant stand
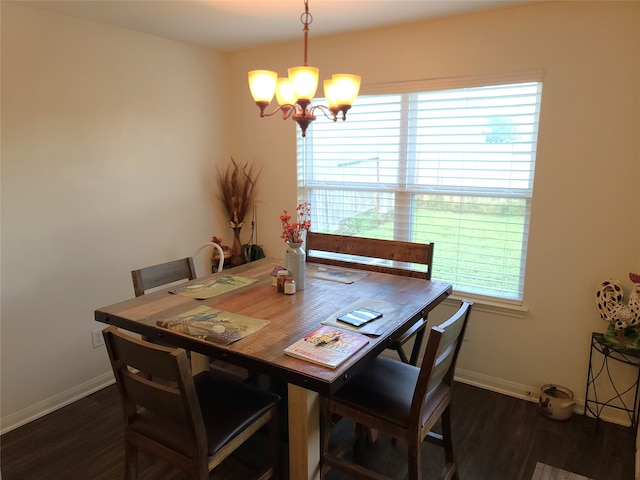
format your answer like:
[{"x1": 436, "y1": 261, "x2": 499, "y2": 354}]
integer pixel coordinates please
[{"x1": 584, "y1": 332, "x2": 640, "y2": 432}]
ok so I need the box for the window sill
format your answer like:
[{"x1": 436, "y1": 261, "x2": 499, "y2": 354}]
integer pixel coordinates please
[{"x1": 444, "y1": 292, "x2": 528, "y2": 319}]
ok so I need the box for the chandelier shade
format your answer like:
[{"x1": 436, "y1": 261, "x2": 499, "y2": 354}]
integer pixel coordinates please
[
  {"x1": 247, "y1": 0, "x2": 361, "y2": 136},
  {"x1": 248, "y1": 70, "x2": 278, "y2": 116},
  {"x1": 330, "y1": 74, "x2": 361, "y2": 105},
  {"x1": 276, "y1": 78, "x2": 296, "y2": 106},
  {"x1": 288, "y1": 66, "x2": 319, "y2": 101}
]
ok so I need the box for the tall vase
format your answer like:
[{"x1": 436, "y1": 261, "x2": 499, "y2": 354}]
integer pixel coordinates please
[
  {"x1": 286, "y1": 242, "x2": 306, "y2": 291},
  {"x1": 229, "y1": 227, "x2": 246, "y2": 267}
]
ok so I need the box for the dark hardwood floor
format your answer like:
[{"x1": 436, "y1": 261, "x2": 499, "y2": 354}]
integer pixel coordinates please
[{"x1": 1, "y1": 382, "x2": 635, "y2": 480}]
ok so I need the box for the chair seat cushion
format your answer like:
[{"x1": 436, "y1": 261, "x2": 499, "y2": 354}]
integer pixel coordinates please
[
  {"x1": 195, "y1": 373, "x2": 280, "y2": 455},
  {"x1": 130, "y1": 373, "x2": 279, "y2": 457},
  {"x1": 330, "y1": 356, "x2": 450, "y2": 428}
]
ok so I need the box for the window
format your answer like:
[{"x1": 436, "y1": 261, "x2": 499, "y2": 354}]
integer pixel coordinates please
[{"x1": 298, "y1": 74, "x2": 543, "y2": 302}]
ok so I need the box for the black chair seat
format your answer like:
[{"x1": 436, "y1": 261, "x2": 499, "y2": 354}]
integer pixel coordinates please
[
  {"x1": 331, "y1": 356, "x2": 450, "y2": 429},
  {"x1": 195, "y1": 374, "x2": 280, "y2": 455}
]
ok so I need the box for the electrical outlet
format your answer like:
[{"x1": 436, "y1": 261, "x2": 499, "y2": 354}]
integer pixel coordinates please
[{"x1": 92, "y1": 328, "x2": 105, "y2": 348}]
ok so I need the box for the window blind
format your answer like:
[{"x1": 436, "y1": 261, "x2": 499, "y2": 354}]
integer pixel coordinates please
[{"x1": 298, "y1": 76, "x2": 542, "y2": 301}]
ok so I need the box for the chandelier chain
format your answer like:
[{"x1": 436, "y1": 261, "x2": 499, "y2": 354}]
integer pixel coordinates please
[
  {"x1": 300, "y1": 0, "x2": 313, "y2": 66},
  {"x1": 301, "y1": 0, "x2": 313, "y2": 26}
]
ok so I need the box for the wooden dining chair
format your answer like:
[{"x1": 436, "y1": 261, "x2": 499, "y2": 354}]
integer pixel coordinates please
[
  {"x1": 131, "y1": 257, "x2": 197, "y2": 297},
  {"x1": 306, "y1": 232, "x2": 436, "y2": 365},
  {"x1": 103, "y1": 326, "x2": 282, "y2": 480},
  {"x1": 320, "y1": 300, "x2": 473, "y2": 480}
]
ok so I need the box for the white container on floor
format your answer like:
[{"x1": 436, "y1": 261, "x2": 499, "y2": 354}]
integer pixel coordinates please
[{"x1": 538, "y1": 384, "x2": 576, "y2": 420}]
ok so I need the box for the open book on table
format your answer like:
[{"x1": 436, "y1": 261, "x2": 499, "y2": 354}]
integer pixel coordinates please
[{"x1": 284, "y1": 325, "x2": 369, "y2": 369}]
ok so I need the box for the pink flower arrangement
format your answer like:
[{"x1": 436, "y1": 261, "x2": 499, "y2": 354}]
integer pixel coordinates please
[{"x1": 280, "y1": 202, "x2": 311, "y2": 244}]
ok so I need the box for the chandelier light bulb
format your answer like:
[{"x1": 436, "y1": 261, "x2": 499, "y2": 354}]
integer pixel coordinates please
[
  {"x1": 288, "y1": 66, "x2": 319, "y2": 102},
  {"x1": 323, "y1": 79, "x2": 339, "y2": 109},
  {"x1": 276, "y1": 78, "x2": 296, "y2": 106},
  {"x1": 331, "y1": 74, "x2": 361, "y2": 106},
  {"x1": 248, "y1": 70, "x2": 277, "y2": 103}
]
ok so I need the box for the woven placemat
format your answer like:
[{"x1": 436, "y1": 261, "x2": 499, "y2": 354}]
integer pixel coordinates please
[{"x1": 306, "y1": 263, "x2": 369, "y2": 284}]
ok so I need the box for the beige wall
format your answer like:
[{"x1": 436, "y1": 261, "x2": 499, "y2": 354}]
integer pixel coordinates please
[
  {"x1": 1, "y1": 3, "x2": 231, "y2": 430},
  {"x1": 229, "y1": 1, "x2": 640, "y2": 416},
  {"x1": 1, "y1": 1, "x2": 639, "y2": 432}
]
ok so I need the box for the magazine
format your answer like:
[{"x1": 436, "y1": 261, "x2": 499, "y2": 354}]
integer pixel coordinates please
[{"x1": 284, "y1": 325, "x2": 369, "y2": 369}]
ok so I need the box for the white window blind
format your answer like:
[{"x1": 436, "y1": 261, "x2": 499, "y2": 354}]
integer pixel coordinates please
[{"x1": 298, "y1": 75, "x2": 543, "y2": 301}]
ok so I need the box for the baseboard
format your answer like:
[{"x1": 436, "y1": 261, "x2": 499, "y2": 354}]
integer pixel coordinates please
[
  {"x1": 455, "y1": 367, "x2": 632, "y2": 427},
  {"x1": 0, "y1": 372, "x2": 115, "y2": 435},
  {"x1": 455, "y1": 368, "x2": 536, "y2": 401}
]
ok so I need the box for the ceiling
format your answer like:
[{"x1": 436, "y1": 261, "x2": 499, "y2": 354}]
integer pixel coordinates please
[{"x1": 14, "y1": 0, "x2": 538, "y2": 52}]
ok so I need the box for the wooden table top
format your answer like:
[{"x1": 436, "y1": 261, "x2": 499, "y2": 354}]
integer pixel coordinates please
[{"x1": 95, "y1": 257, "x2": 452, "y2": 395}]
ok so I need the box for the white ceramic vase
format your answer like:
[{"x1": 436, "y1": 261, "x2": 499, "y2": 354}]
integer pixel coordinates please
[{"x1": 286, "y1": 242, "x2": 306, "y2": 291}]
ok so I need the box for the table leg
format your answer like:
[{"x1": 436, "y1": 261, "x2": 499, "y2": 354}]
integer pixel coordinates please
[
  {"x1": 636, "y1": 427, "x2": 640, "y2": 480},
  {"x1": 190, "y1": 352, "x2": 209, "y2": 374},
  {"x1": 288, "y1": 384, "x2": 321, "y2": 480}
]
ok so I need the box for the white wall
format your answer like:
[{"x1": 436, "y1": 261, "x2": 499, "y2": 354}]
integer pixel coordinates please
[
  {"x1": 1, "y1": 3, "x2": 231, "y2": 431},
  {"x1": 229, "y1": 1, "x2": 640, "y2": 417}
]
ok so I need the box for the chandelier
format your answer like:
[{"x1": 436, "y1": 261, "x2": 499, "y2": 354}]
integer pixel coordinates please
[{"x1": 248, "y1": 0, "x2": 361, "y2": 137}]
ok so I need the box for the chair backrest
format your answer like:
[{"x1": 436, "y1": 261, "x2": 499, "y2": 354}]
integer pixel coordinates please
[
  {"x1": 306, "y1": 232, "x2": 433, "y2": 280},
  {"x1": 131, "y1": 257, "x2": 197, "y2": 297},
  {"x1": 102, "y1": 326, "x2": 207, "y2": 458},
  {"x1": 411, "y1": 300, "x2": 473, "y2": 419}
]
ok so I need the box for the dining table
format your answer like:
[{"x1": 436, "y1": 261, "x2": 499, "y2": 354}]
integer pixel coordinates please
[{"x1": 95, "y1": 257, "x2": 452, "y2": 480}]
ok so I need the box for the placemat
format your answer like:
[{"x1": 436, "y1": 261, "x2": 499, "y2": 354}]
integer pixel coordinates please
[
  {"x1": 170, "y1": 275, "x2": 257, "y2": 299},
  {"x1": 156, "y1": 305, "x2": 269, "y2": 345},
  {"x1": 321, "y1": 297, "x2": 401, "y2": 336},
  {"x1": 307, "y1": 264, "x2": 369, "y2": 284}
]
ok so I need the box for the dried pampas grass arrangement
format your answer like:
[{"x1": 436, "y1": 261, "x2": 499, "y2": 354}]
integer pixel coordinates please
[
  {"x1": 216, "y1": 157, "x2": 261, "y2": 266},
  {"x1": 216, "y1": 157, "x2": 261, "y2": 229}
]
